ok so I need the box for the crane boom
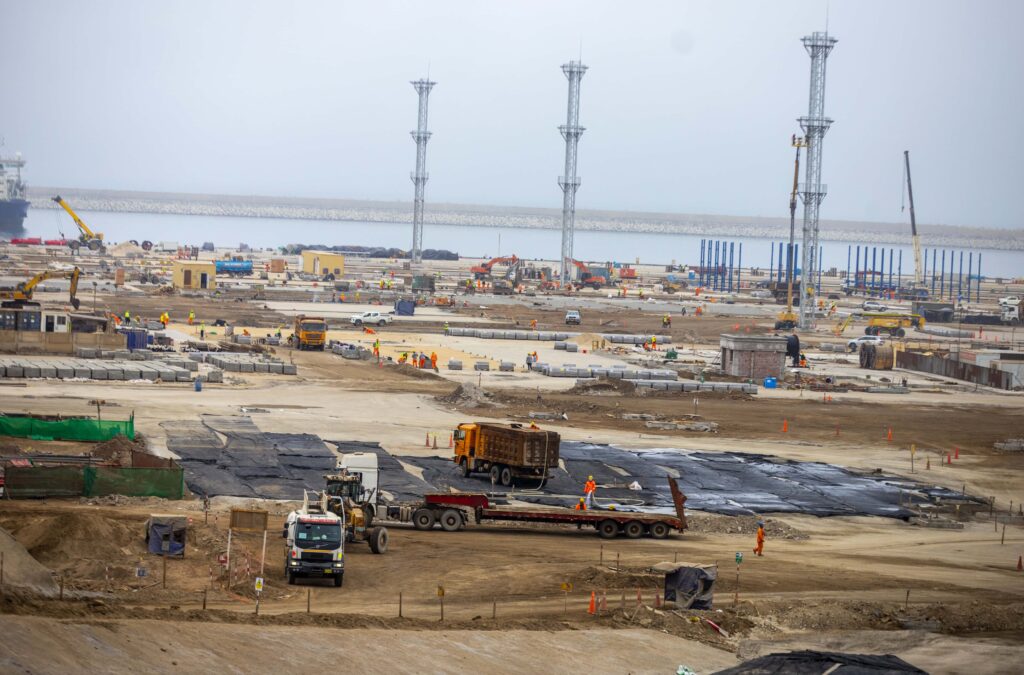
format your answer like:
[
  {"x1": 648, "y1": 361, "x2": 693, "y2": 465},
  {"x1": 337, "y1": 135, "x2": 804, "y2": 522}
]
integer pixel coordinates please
[
  {"x1": 903, "y1": 151, "x2": 923, "y2": 285},
  {"x1": 52, "y1": 195, "x2": 106, "y2": 251}
]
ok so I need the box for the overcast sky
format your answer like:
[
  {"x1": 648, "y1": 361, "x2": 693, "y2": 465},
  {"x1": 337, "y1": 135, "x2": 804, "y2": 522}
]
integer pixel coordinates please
[{"x1": 2, "y1": 0, "x2": 1022, "y2": 229}]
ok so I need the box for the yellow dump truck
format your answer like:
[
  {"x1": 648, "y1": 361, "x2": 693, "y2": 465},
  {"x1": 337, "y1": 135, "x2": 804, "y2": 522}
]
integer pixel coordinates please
[
  {"x1": 863, "y1": 313, "x2": 925, "y2": 337},
  {"x1": 293, "y1": 315, "x2": 327, "y2": 350},
  {"x1": 453, "y1": 422, "x2": 560, "y2": 486}
]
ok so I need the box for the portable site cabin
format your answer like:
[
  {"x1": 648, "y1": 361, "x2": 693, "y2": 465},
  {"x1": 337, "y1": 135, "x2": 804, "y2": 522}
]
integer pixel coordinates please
[{"x1": 172, "y1": 261, "x2": 216, "y2": 291}]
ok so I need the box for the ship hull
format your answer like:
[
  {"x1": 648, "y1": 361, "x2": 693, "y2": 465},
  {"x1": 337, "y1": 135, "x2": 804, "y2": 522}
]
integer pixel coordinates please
[{"x1": 0, "y1": 199, "x2": 29, "y2": 235}]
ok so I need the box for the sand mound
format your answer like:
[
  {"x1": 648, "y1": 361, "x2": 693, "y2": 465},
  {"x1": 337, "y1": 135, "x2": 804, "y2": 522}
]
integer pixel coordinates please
[
  {"x1": 568, "y1": 332, "x2": 604, "y2": 346},
  {"x1": 0, "y1": 512, "x2": 145, "y2": 574},
  {"x1": 0, "y1": 527, "x2": 58, "y2": 595}
]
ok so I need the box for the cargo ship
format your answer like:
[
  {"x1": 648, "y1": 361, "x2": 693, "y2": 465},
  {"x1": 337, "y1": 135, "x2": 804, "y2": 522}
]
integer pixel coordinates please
[{"x1": 0, "y1": 153, "x2": 30, "y2": 235}]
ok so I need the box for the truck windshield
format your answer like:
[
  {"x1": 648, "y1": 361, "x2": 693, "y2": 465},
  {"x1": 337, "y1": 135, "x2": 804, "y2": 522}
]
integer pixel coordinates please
[
  {"x1": 301, "y1": 322, "x2": 326, "y2": 332},
  {"x1": 295, "y1": 522, "x2": 341, "y2": 549}
]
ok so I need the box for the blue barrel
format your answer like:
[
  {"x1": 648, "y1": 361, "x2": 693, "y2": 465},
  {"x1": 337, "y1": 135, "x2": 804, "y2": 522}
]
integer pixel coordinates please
[
  {"x1": 763, "y1": 377, "x2": 777, "y2": 389},
  {"x1": 194, "y1": 378, "x2": 203, "y2": 392}
]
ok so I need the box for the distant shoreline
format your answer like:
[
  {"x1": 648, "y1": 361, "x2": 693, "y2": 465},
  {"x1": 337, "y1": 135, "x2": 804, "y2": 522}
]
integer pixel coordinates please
[{"x1": 27, "y1": 187, "x2": 1023, "y2": 252}]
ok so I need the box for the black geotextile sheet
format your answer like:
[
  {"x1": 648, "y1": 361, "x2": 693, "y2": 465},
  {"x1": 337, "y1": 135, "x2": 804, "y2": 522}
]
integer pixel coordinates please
[
  {"x1": 163, "y1": 416, "x2": 337, "y2": 500},
  {"x1": 165, "y1": 419, "x2": 981, "y2": 517},
  {"x1": 394, "y1": 441, "x2": 984, "y2": 518},
  {"x1": 711, "y1": 650, "x2": 927, "y2": 674}
]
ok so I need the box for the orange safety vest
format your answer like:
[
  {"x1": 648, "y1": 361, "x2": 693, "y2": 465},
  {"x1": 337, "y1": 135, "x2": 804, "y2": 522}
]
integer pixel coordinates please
[{"x1": 584, "y1": 480, "x2": 596, "y2": 494}]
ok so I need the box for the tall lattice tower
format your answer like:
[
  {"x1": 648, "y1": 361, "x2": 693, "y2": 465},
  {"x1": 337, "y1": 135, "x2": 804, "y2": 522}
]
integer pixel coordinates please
[
  {"x1": 796, "y1": 31, "x2": 837, "y2": 328},
  {"x1": 557, "y1": 60, "x2": 587, "y2": 283},
  {"x1": 409, "y1": 78, "x2": 436, "y2": 263}
]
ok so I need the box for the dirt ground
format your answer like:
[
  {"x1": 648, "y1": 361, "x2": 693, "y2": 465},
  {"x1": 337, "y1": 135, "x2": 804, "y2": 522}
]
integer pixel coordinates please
[{"x1": 2, "y1": 250, "x2": 1024, "y2": 673}]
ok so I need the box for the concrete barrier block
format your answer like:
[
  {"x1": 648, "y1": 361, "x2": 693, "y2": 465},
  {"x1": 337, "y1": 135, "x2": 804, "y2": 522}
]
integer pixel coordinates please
[
  {"x1": 106, "y1": 368, "x2": 124, "y2": 381},
  {"x1": 565, "y1": 343, "x2": 579, "y2": 353},
  {"x1": 474, "y1": 361, "x2": 490, "y2": 371},
  {"x1": 448, "y1": 359, "x2": 463, "y2": 370},
  {"x1": 89, "y1": 367, "x2": 109, "y2": 380},
  {"x1": 282, "y1": 364, "x2": 297, "y2": 375},
  {"x1": 499, "y1": 361, "x2": 515, "y2": 372},
  {"x1": 554, "y1": 342, "x2": 567, "y2": 350},
  {"x1": 254, "y1": 362, "x2": 269, "y2": 373},
  {"x1": 239, "y1": 362, "x2": 254, "y2": 373},
  {"x1": 206, "y1": 369, "x2": 224, "y2": 383},
  {"x1": 23, "y1": 365, "x2": 41, "y2": 378},
  {"x1": 269, "y1": 362, "x2": 284, "y2": 374}
]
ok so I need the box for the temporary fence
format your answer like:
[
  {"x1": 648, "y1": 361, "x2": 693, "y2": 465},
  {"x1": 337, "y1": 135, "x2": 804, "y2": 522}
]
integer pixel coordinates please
[
  {"x1": 4, "y1": 465, "x2": 184, "y2": 499},
  {"x1": 0, "y1": 414, "x2": 135, "y2": 442}
]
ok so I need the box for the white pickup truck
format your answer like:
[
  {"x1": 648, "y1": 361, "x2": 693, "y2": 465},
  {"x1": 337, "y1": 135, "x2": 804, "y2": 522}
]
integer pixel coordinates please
[{"x1": 350, "y1": 311, "x2": 394, "y2": 327}]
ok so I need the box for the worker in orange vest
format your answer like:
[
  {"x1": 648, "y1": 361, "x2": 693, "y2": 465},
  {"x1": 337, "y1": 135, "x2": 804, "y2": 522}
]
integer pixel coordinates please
[
  {"x1": 583, "y1": 475, "x2": 597, "y2": 508},
  {"x1": 574, "y1": 498, "x2": 587, "y2": 511},
  {"x1": 753, "y1": 520, "x2": 765, "y2": 556},
  {"x1": 430, "y1": 351, "x2": 438, "y2": 371}
]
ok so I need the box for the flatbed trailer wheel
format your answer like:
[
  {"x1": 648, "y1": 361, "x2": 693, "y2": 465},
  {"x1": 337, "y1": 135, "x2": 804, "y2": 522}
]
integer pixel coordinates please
[
  {"x1": 597, "y1": 519, "x2": 619, "y2": 539},
  {"x1": 489, "y1": 465, "x2": 501, "y2": 483},
  {"x1": 439, "y1": 509, "x2": 462, "y2": 532},
  {"x1": 624, "y1": 521, "x2": 644, "y2": 539},
  {"x1": 499, "y1": 466, "x2": 513, "y2": 487},
  {"x1": 412, "y1": 508, "x2": 436, "y2": 530},
  {"x1": 649, "y1": 522, "x2": 670, "y2": 539},
  {"x1": 368, "y1": 526, "x2": 389, "y2": 553}
]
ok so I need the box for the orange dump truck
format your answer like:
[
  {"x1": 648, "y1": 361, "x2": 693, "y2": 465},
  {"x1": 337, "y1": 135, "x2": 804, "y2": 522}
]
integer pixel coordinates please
[
  {"x1": 453, "y1": 422, "x2": 560, "y2": 486},
  {"x1": 293, "y1": 315, "x2": 327, "y2": 351}
]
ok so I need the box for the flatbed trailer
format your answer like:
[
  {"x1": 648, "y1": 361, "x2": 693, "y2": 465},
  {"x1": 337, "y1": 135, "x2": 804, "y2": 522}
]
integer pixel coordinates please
[{"x1": 385, "y1": 477, "x2": 689, "y2": 540}]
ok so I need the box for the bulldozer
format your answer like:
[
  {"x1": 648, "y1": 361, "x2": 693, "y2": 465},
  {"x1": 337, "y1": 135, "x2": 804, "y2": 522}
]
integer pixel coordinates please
[{"x1": 323, "y1": 471, "x2": 388, "y2": 554}]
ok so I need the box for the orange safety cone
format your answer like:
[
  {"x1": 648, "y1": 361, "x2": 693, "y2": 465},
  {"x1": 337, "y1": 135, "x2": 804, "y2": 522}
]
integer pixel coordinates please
[
  {"x1": 781, "y1": 419, "x2": 789, "y2": 433},
  {"x1": 432, "y1": 435, "x2": 438, "y2": 449},
  {"x1": 947, "y1": 453, "x2": 952, "y2": 465},
  {"x1": 588, "y1": 591, "x2": 596, "y2": 615},
  {"x1": 424, "y1": 433, "x2": 430, "y2": 448},
  {"x1": 887, "y1": 427, "x2": 893, "y2": 442},
  {"x1": 954, "y1": 447, "x2": 960, "y2": 459}
]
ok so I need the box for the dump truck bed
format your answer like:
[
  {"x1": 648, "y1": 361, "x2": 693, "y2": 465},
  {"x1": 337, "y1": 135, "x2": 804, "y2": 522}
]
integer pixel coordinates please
[{"x1": 468, "y1": 423, "x2": 560, "y2": 469}]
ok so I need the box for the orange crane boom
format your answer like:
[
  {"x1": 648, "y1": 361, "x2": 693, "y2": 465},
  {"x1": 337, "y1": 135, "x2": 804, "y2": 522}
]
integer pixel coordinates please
[{"x1": 471, "y1": 255, "x2": 519, "y2": 279}]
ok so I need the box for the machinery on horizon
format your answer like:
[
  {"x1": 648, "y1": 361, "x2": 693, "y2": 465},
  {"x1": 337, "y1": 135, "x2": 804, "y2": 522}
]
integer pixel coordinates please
[
  {"x1": 471, "y1": 255, "x2": 520, "y2": 280},
  {"x1": 568, "y1": 259, "x2": 605, "y2": 290},
  {"x1": 52, "y1": 195, "x2": 153, "y2": 252},
  {"x1": 0, "y1": 267, "x2": 82, "y2": 309}
]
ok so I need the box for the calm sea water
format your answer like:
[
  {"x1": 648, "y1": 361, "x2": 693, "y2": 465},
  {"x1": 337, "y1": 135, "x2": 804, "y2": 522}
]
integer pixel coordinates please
[{"x1": 23, "y1": 208, "x2": 1024, "y2": 278}]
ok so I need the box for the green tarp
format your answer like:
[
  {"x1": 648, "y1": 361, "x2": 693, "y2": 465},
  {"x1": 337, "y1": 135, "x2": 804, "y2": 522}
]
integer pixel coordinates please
[
  {"x1": 5, "y1": 466, "x2": 183, "y2": 499},
  {"x1": 0, "y1": 415, "x2": 134, "y2": 442}
]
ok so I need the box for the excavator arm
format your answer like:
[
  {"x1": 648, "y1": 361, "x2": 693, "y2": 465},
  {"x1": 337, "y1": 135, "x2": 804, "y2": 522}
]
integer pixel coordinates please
[
  {"x1": 471, "y1": 255, "x2": 520, "y2": 278},
  {"x1": 12, "y1": 268, "x2": 83, "y2": 309}
]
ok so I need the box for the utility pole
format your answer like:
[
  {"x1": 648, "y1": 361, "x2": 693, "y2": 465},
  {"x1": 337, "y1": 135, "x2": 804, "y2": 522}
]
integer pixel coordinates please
[
  {"x1": 409, "y1": 78, "x2": 436, "y2": 264},
  {"x1": 557, "y1": 60, "x2": 587, "y2": 284},
  {"x1": 796, "y1": 31, "x2": 837, "y2": 328}
]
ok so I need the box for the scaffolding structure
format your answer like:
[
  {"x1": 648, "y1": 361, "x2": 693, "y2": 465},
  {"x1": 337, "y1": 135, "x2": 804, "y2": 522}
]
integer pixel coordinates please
[
  {"x1": 557, "y1": 60, "x2": 587, "y2": 282},
  {"x1": 409, "y1": 78, "x2": 436, "y2": 263},
  {"x1": 796, "y1": 31, "x2": 837, "y2": 328}
]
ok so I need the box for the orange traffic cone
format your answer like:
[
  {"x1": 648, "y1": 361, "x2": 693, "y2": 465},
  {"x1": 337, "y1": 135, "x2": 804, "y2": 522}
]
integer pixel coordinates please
[
  {"x1": 887, "y1": 427, "x2": 893, "y2": 442},
  {"x1": 954, "y1": 447, "x2": 960, "y2": 459},
  {"x1": 947, "y1": 453, "x2": 952, "y2": 465},
  {"x1": 588, "y1": 591, "x2": 596, "y2": 615},
  {"x1": 781, "y1": 419, "x2": 789, "y2": 433},
  {"x1": 432, "y1": 435, "x2": 438, "y2": 450},
  {"x1": 424, "y1": 433, "x2": 430, "y2": 447},
  {"x1": 1017, "y1": 556, "x2": 1022, "y2": 572}
]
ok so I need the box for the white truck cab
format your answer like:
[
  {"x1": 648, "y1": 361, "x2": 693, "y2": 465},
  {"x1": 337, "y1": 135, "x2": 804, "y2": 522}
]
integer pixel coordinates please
[
  {"x1": 336, "y1": 452, "x2": 380, "y2": 514},
  {"x1": 283, "y1": 491, "x2": 345, "y2": 586}
]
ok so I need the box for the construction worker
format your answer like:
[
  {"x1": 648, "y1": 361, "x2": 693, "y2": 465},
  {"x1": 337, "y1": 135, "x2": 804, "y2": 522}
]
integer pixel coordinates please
[
  {"x1": 398, "y1": 352, "x2": 408, "y2": 365},
  {"x1": 430, "y1": 351, "x2": 438, "y2": 370},
  {"x1": 373, "y1": 339, "x2": 380, "y2": 359},
  {"x1": 124, "y1": 310, "x2": 131, "y2": 324},
  {"x1": 529, "y1": 421, "x2": 540, "y2": 430},
  {"x1": 662, "y1": 314, "x2": 671, "y2": 328},
  {"x1": 530, "y1": 318, "x2": 538, "y2": 330},
  {"x1": 188, "y1": 310, "x2": 195, "y2": 326},
  {"x1": 753, "y1": 520, "x2": 766, "y2": 556},
  {"x1": 584, "y1": 475, "x2": 597, "y2": 508},
  {"x1": 574, "y1": 497, "x2": 587, "y2": 511},
  {"x1": 799, "y1": 353, "x2": 808, "y2": 368},
  {"x1": 443, "y1": 321, "x2": 449, "y2": 332},
  {"x1": 199, "y1": 323, "x2": 206, "y2": 340},
  {"x1": 419, "y1": 354, "x2": 427, "y2": 369},
  {"x1": 411, "y1": 351, "x2": 419, "y2": 367},
  {"x1": 651, "y1": 335, "x2": 657, "y2": 350}
]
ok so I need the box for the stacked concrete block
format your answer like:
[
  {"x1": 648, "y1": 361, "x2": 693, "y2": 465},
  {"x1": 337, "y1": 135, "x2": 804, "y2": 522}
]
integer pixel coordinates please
[
  {"x1": 499, "y1": 362, "x2": 515, "y2": 372},
  {"x1": 474, "y1": 361, "x2": 490, "y2": 371},
  {"x1": 448, "y1": 359, "x2": 463, "y2": 371}
]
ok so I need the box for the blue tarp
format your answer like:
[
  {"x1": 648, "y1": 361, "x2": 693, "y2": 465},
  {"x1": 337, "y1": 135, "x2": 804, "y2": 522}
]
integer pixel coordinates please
[{"x1": 394, "y1": 299, "x2": 416, "y2": 316}]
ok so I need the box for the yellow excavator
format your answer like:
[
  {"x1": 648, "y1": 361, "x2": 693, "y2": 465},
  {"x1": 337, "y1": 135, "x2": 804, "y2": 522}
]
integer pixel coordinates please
[{"x1": 0, "y1": 268, "x2": 82, "y2": 310}]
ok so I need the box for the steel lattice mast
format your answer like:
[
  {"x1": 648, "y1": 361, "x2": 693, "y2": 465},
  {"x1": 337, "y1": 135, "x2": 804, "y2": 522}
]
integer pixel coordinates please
[
  {"x1": 796, "y1": 31, "x2": 837, "y2": 328},
  {"x1": 558, "y1": 60, "x2": 587, "y2": 283},
  {"x1": 410, "y1": 78, "x2": 436, "y2": 263}
]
